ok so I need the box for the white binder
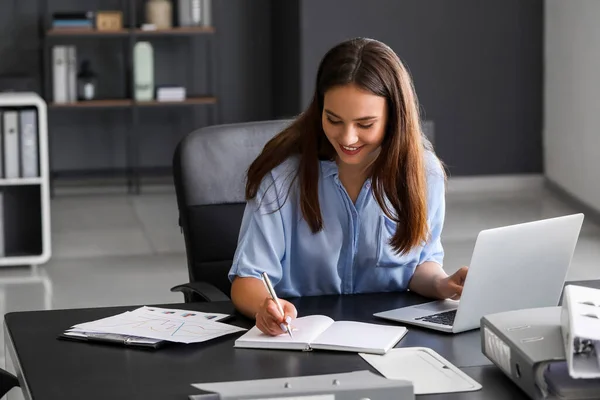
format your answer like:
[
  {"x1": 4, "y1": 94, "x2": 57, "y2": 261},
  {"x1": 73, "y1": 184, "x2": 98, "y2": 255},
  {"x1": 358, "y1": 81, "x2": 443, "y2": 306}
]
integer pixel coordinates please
[
  {"x1": 0, "y1": 192, "x2": 4, "y2": 257},
  {"x1": 19, "y1": 110, "x2": 38, "y2": 178},
  {"x1": 66, "y1": 46, "x2": 77, "y2": 102},
  {"x1": 201, "y1": 0, "x2": 211, "y2": 26},
  {"x1": 52, "y1": 46, "x2": 68, "y2": 104},
  {"x1": 3, "y1": 111, "x2": 19, "y2": 179},
  {"x1": 0, "y1": 111, "x2": 3, "y2": 178},
  {"x1": 561, "y1": 284, "x2": 600, "y2": 379}
]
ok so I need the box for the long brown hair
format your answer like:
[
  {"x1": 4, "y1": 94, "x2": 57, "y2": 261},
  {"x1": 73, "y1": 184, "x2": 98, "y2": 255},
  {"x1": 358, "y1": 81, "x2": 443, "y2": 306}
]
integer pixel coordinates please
[{"x1": 246, "y1": 37, "x2": 442, "y2": 255}]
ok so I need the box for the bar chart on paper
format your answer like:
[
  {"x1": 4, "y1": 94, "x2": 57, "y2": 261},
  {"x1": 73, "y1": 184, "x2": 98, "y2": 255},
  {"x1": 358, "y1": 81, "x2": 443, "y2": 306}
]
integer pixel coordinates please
[{"x1": 69, "y1": 307, "x2": 246, "y2": 344}]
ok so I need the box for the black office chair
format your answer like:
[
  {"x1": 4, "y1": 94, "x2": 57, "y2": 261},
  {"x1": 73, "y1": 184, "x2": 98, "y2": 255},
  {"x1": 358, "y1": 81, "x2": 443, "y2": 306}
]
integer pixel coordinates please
[
  {"x1": 171, "y1": 120, "x2": 292, "y2": 303},
  {"x1": 0, "y1": 368, "x2": 18, "y2": 397}
]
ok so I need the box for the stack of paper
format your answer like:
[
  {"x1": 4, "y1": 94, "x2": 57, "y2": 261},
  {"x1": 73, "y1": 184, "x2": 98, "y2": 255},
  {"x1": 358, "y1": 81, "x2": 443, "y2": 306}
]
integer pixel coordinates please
[{"x1": 62, "y1": 306, "x2": 246, "y2": 347}]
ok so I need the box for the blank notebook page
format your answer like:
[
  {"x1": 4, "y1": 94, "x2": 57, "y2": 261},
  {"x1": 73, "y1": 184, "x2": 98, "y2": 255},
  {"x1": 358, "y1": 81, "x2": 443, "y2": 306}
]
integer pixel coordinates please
[
  {"x1": 237, "y1": 315, "x2": 334, "y2": 345},
  {"x1": 311, "y1": 321, "x2": 407, "y2": 353}
]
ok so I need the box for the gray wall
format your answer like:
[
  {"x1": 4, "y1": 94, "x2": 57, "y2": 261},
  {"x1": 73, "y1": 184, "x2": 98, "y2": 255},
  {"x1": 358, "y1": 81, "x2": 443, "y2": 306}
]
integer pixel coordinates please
[
  {"x1": 296, "y1": 0, "x2": 543, "y2": 176},
  {"x1": 1, "y1": 0, "x2": 543, "y2": 177},
  {"x1": 544, "y1": 0, "x2": 600, "y2": 213},
  {"x1": 271, "y1": 0, "x2": 300, "y2": 119},
  {"x1": 0, "y1": 0, "x2": 273, "y2": 174}
]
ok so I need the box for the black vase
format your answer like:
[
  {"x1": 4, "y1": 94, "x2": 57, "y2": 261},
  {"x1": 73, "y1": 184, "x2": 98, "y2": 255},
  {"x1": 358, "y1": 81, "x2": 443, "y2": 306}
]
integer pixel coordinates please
[{"x1": 77, "y1": 60, "x2": 97, "y2": 101}]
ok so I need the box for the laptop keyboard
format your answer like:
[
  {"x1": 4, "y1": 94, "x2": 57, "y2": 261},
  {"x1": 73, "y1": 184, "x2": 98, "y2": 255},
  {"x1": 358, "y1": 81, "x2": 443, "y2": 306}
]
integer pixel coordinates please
[{"x1": 415, "y1": 309, "x2": 457, "y2": 326}]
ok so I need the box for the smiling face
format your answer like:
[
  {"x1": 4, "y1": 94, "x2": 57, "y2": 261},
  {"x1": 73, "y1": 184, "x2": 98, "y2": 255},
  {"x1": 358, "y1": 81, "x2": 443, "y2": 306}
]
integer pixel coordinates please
[{"x1": 322, "y1": 83, "x2": 388, "y2": 169}]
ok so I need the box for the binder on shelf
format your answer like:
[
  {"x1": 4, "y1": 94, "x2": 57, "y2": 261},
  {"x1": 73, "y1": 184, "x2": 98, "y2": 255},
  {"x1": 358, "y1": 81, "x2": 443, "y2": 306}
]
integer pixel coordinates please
[
  {"x1": 201, "y1": 0, "x2": 211, "y2": 27},
  {"x1": 0, "y1": 111, "x2": 4, "y2": 179},
  {"x1": 561, "y1": 284, "x2": 600, "y2": 379},
  {"x1": 3, "y1": 111, "x2": 20, "y2": 179},
  {"x1": 66, "y1": 46, "x2": 77, "y2": 103},
  {"x1": 52, "y1": 46, "x2": 68, "y2": 104},
  {"x1": 19, "y1": 110, "x2": 39, "y2": 178},
  {"x1": 0, "y1": 192, "x2": 4, "y2": 257},
  {"x1": 481, "y1": 306, "x2": 600, "y2": 399}
]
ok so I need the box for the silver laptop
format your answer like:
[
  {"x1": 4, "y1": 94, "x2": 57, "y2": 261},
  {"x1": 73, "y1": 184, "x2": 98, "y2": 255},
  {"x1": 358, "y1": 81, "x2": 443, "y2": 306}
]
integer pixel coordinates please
[{"x1": 374, "y1": 213, "x2": 584, "y2": 334}]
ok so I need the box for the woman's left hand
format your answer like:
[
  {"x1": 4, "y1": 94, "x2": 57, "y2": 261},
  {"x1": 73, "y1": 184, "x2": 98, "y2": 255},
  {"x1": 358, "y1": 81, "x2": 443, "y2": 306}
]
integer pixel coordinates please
[{"x1": 435, "y1": 266, "x2": 469, "y2": 299}]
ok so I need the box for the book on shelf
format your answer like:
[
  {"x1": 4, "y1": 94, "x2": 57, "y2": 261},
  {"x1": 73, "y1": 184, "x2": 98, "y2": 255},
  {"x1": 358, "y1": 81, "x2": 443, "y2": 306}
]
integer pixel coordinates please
[
  {"x1": 52, "y1": 45, "x2": 77, "y2": 104},
  {"x1": 52, "y1": 21, "x2": 93, "y2": 30},
  {"x1": 52, "y1": 11, "x2": 94, "y2": 30}
]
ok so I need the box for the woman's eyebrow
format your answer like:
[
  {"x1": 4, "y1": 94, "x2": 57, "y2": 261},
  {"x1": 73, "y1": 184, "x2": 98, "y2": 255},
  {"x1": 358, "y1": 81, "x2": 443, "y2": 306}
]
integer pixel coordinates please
[{"x1": 324, "y1": 109, "x2": 378, "y2": 121}]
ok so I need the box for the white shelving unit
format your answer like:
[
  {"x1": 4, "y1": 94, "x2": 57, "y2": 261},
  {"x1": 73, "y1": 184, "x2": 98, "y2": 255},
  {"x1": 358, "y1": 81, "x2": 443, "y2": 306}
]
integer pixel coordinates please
[{"x1": 0, "y1": 92, "x2": 51, "y2": 267}]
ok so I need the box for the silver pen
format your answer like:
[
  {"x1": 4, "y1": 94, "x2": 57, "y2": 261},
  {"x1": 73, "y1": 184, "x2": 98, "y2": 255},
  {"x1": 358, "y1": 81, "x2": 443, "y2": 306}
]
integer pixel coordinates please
[{"x1": 261, "y1": 272, "x2": 293, "y2": 338}]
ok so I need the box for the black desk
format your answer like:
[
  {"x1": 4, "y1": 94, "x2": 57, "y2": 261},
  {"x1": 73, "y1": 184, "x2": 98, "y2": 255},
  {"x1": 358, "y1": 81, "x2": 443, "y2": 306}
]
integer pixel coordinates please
[{"x1": 5, "y1": 281, "x2": 599, "y2": 400}]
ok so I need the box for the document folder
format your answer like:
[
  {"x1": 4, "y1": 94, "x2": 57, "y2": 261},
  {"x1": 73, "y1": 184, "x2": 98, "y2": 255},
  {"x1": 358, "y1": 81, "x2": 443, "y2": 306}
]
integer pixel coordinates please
[
  {"x1": 190, "y1": 370, "x2": 414, "y2": 400},
  {"x1": 60, "y1": 331, "x2": 164, "y2": 349},
  {"x1": 481, "y1": 306, "x2": 600, "y2": 399},
  {"x1": 561, "y1": 284, "x2": 600, "y2": 379}
]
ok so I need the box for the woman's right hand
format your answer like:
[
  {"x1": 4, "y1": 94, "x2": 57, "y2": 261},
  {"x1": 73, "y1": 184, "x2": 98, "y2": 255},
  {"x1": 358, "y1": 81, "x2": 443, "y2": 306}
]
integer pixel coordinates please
[{"x1": 255, "y1": 298, "x2": 297, "y2": 336}]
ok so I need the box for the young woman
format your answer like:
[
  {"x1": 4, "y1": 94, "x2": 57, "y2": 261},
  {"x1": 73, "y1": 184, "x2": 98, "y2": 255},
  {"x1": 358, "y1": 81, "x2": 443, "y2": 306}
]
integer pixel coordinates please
[{"x1": 228, "y1": 37, "x2": 468, "y2": 336}]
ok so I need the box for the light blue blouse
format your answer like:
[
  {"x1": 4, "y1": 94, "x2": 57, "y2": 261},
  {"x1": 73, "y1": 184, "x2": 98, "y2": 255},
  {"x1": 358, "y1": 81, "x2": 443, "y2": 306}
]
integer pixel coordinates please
[{"x1": 228, "y1": 151, "x2": 446, "y2": 297}]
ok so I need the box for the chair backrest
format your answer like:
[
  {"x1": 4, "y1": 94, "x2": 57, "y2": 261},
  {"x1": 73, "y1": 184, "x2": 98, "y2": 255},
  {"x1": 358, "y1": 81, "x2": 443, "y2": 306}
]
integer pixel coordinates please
[{"x1": 173, "y1": 119, "x2": 292, "y2": 299}]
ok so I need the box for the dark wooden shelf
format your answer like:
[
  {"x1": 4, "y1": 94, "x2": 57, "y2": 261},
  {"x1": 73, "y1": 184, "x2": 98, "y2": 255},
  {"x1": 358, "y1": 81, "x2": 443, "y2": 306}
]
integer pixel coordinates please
[
  {"x1": 135, "y1": 26, "x2": 215, "y2": 35},
  {"x1": 41, "y1": 0, "x2": 218, "y2": 194},
  {"x1": 136, "y1": 97, "x2": 217, "y2": 106},
  {"x1": 46, "y1": 28, "x2": 129, "y2": 37},
  {"x1": 46, "y1": 27, "x2": 215, "y2": 37},
  {"x1": 49, "y1": 99, "x2": 132, "y2": 108},
  {"x1": 48, "y1": 97, "x2": 217, "y2": 109}
]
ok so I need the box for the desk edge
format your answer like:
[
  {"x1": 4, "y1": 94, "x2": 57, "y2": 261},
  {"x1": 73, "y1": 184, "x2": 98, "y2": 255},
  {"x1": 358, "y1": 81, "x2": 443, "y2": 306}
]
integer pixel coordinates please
[{"x1": 4, "y1": 321, "x2": 33, "y2": 400}]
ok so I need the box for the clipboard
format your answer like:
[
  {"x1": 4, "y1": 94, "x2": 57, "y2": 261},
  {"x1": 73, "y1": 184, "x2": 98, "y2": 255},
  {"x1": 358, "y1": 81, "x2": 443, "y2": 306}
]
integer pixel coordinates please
[
  {"x1": 58, "y1": 307, "x2": 235, "y2": 349},
  {"x1": 60, "y1": 331, "x2": 165, "y2": 349},
  {"x1": 359, "y1": 347, "x2": 482, "y2": 394}
]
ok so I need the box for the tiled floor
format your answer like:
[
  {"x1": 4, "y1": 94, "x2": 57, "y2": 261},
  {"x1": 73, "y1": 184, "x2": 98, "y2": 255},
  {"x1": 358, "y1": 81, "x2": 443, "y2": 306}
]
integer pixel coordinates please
[{"x1": 1, "y1": 181, "x2": 600, "y2": 395}]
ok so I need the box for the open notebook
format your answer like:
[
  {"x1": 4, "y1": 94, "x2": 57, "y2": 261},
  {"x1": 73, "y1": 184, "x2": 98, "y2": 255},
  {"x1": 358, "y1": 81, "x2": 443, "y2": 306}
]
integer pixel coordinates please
[{"x1": 234, "y1": 315, "x2": 407, "y2": 355}]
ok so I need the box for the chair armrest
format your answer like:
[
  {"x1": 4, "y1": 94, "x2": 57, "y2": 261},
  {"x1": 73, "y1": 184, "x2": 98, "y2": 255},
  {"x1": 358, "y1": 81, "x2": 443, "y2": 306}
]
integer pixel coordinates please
[
  {"x1": 170, "y1": 281, "x2": 230, "y2": 303},
  {"x1": 0, "y1": 368, "x2": 18, "y2": 397}
]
